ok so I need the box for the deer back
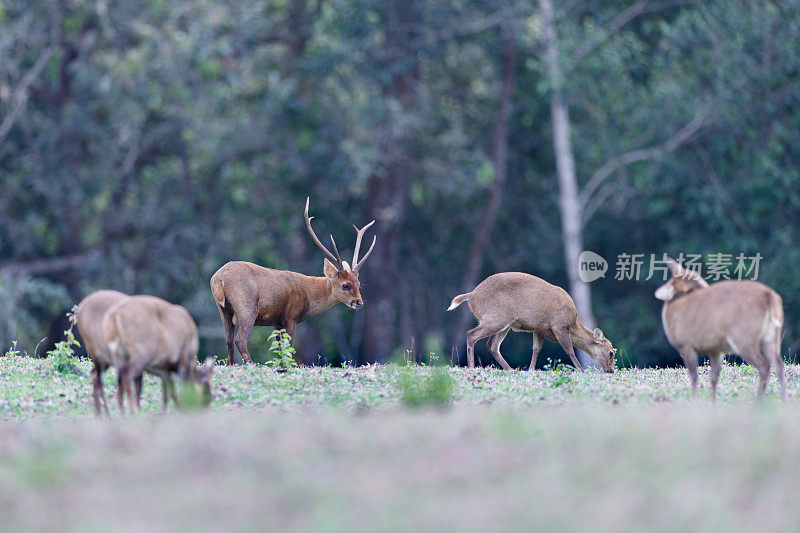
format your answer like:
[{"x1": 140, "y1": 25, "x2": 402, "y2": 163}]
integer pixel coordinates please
[
  {"x1": 469, "y1": 272, "x2": 578, "y2": 329},
  {"x1": 661, "y1": 280, "x2": 782, "y2": 354},
  {"x1": 75, "y1": 290, "x2": 129, "y2": 366},
  {"x1": 103, "y1": 295, "x2": 199, "y2": 373}
]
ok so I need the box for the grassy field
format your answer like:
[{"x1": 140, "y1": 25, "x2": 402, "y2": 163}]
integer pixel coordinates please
[{"x1": 1, "y1": 356, "x2": 799, "y2": 531}]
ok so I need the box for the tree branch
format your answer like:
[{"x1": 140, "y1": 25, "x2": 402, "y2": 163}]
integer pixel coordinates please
[
  {"x1": 0, "y1": 251, "x2": 98, "y2": 278},
  {"x1": 579, "y1": 108, "x2": 708, "y2": 210},
  {"x1": 568, "y1": 0, "x2": 650, "y2": 70},
  {"x1": 567, "y1": 1, "x2": 694, "y2": 71},
  {"x1": 0, "y1": 46, "x2": 57, "y2": 142},
  {"x1": 375, "y1": 6, "x2": 531, "y2": 62}
]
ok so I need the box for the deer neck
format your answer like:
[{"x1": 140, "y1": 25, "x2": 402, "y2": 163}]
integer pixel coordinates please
[
  {"x1": 303, "y1": 276, "x2": 340, "y2": 319},
  {"x1": 569, "y1": 320, "x2": 597, "y2": 353}
]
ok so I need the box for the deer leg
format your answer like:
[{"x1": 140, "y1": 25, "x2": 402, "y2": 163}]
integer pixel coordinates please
[
  {"x1": 552, "y1": 326, "x2": 583, "y2": 371},
  {"x1": 117, "y1": 372, "x2": 127, "y2": 415},
  {"x1": 773, "y1": 353, "x2": 787, "y2": 402},
  {"x1": 218, "y1": 305, "x2": 236, "y2": 365},
  {"x1": 762, "y1": 336, "x2": 787, "y2": 401},
  {"x1": 285, "y1": 322, "x2": 297, "y2": 344},
  {"x1": 486, "y1": 328, "x2": 512, "y2": 370},
  {"x1": 126, "y1": 376, "x2": 139, "y2": 414},
  {"x1": 466, "y1": 319, "x2": 508, "y2": 369},
  {"x1": 98, "y1": 363, "x2": 112, "y2": 417},
  {"x1": 530, "y1": 332, "x2": 543, "y2": 371},
  {"x1": 234, "y1": 312, "x2": 257, "y2": 364},
  {"x1": 134, "y1": 374, "x2": 143, "y2": 408},
  {"x1": 91, "y1": 363, "x2": 105, "y2": 417},
  {"x1": 774, "y1": 355, "x2": 787, "y2": 402},
  {"x1": 169, "y1": 378, "x2": 180, "y2": 406},
  {"x1": 161, "y1": 377, "x2": 171, "y2": 411},
  {"x1": 709, "y1": 352, "x2": 723, "y2": 403},
  {"x1": 118, "y1": 367, "x2": 138, "y2": 414},
  {"x1": 743, "y1": 349, "x2": 771, "y2": 399},
  {"x1": 116, "y1": 367, "x2": 138, "y2": 415},
  {"x1": 680, "y1": 348, "x2": 699, "y2": 400}
]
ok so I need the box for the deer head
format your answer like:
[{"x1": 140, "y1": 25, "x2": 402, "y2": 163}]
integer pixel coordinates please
[
  {"x1": 189, "y1": 358, "x2": 215, "y2": 406},
  {"x1": 655, "y1": 258, "x2": 709, "y2": 301},
  {"x1": 305, "y1": 197, "x2": 376, "y2": 310},
  {"x1": 587, "y1": 327, "x2": 616, "y2": 372}
]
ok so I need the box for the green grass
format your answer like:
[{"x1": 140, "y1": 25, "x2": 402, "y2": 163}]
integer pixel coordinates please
[
  {"x1": 0, "y1": 356, "x2": 792, "y2": 419},
  {"x1": 1, "y1": 356, "x2": 798, "y2": 531}
]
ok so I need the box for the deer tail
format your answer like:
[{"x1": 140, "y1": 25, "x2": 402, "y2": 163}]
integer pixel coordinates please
[
  {"x1": 210, "y1": 274, "x2": 226, "y2": 308},
  {"x1": 447, "y1": 293, "x2": 471, "y2": 311},
  {"x1": 761, "y1": 291, "x2": 784, "y2": 360}
]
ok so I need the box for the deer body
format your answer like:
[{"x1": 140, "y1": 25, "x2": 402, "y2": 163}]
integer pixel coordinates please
[
  {"x1": 656, "y1": 260, "x2": 784, "y2": 400},
  {"x1": 448, "y1": 272, "x2": 616, "y2": 372},
  {"x1": 103, "y1": 295, "x2": 213, "y2": 413},
  {"x1": 211, "y1": 198, "x2": 376, "y2": 364},
  {"x1": 76, "y1": 290, "x2": 130, "y2": 416}
]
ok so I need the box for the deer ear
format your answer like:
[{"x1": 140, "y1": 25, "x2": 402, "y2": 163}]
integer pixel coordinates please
[
  {"x1": 323, "y1": 258, "x2": 338, "y2": 278},
  {"x1": 593, "y1": 328, "x2": 604, "y2": 343},
  {"x1": 341, "y1": 261, "x2": 351, "y2": 272},
  {"x1": 666, "y1": 259, "x2": 682, "y2": 276}
]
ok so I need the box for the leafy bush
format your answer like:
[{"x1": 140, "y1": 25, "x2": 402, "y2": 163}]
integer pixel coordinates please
[
  {"x1": 46, "y1": 307, "x2": 81, "y2": 375},
  {"x1": 0, "y1": 275, "x2": 71, "y2": 354},
  {"x1": 397, "y1": 360, "x2": 454, "y2": 408},
  {"x1": 265, "y1": 329, "x2": 298, "y2": 372}
]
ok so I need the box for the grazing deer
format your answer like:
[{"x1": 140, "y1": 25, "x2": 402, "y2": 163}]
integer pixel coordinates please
[
  {"x1": 448, "y1": 272, "x2": 616, "y2": 372},
  {"x1": 103, "y1": 295, "x2": 214, "y2": 413},
  {"x1": 76, "y1": 290, "x2": 133, "y2": 416},
  {"x1": 210, "y1": 197, "x2": 376, "y2": 364},
  {"x1": 655, "y1": 259, "x2": 784, "y2": 401}
]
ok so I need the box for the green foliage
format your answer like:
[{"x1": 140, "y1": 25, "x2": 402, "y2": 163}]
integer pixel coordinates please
[
  {"x1": 3, "y1": 340, "x2": 20, "y2": 357},
  {"x1": 0, "y1": 276, "x2": 71, "y2": 356},
  {"x1": 175, "y1": 381, "x2": 209, "y2": 410},
  {"x1": 46, "y1": 307, "x2": 81, "y2": 376},
  {"x1": 265, "y1": 329, "x2": 298, "y2": 372},
  {"x1": 397, "y1": 360, "x2": 454, "y2": 408},
  {"x1": 2, "y1": 0, "x2": 800, "y2": 368}
]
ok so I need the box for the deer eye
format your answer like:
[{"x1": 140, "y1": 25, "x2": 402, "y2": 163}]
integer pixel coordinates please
[{"x1": 342, "y1": 283, "x2": 350, "y2": 291}]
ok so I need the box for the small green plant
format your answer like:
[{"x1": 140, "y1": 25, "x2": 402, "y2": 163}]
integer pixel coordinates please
[
  {"x1": 46, "y1": 306, "x2": 82, "y2": 375},
  {"x1": 265, "y1": 329, "x2": 298, "y2": 372},
  {"x1": 549, "y1": 362, "x2": 576, "y2": 388},
  {"x1": 397, "y1": 359, "x2": 454, "y2": 408},
  {"x1": 3, "y1": 340, "x2": 20, "y2": 357},
  {"x1": 175, "y1": 381, "x2": 209, "y2": 410}
]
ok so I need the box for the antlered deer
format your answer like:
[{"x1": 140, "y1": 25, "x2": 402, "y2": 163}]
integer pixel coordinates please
[
  {"x1": 76, "y1": 290, "x2": 132, "y2": 416},
  {"x1": 210, "y1": 197, "x2": 376, "y2": 364},
  {"x1": 655, "y1": 259, "x2": 784, "y2": 401},
  {"x1": 448, "y1": 272, "x2": 616, "y2": 372},
  {"x1": 103, "y1": 295, "x2": 214, "y2": 413}
]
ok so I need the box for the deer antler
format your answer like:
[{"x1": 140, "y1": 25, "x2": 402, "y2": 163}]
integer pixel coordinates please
[
  {"x1": 352, "y1": 220, "x2": 376, "y2": 272},
  {"x1": 304, "y1": 197, "x2": 344, "y2": 271}
]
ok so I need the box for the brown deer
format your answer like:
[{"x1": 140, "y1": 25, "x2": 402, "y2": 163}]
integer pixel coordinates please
[
  {"x1": 210, "y1": 197, "x2": 376, "y2": 364},
  {"x1": 103, "y1": 295, "x2": 214, "y2": 413},
  {"x1": 655, "y1": 259, "x2": 784, "y2": 401},
  {"x1": 448, "y1": 272, "x2": 616, "y2": 372},
  {"x1": 76, "y1": 290, "x2": 132, "y2": 415}
]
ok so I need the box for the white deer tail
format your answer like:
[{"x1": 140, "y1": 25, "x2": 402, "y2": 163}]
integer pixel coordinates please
[{"x1": 447, "y1": 293, "x2": 470, "y2": 311}]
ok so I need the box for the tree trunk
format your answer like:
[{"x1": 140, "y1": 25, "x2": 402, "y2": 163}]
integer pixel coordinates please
[
  {"x1": 359, "y1": 0, "x2": 419, "y2": 363},
  {"x1": 449, "y1": 22, "x2": 518, "y2": 363},
  {"x1": 539, "y1": 0, "x2": 595, "y2": 366}
]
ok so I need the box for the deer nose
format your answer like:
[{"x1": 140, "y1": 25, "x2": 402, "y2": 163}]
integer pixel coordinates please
[
  {"x1": 352, "y1": 299, "x2": 363, "y2": 308},
  {"x1": 605, "y1": 368, "x2": 615, "y2": 374}
]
